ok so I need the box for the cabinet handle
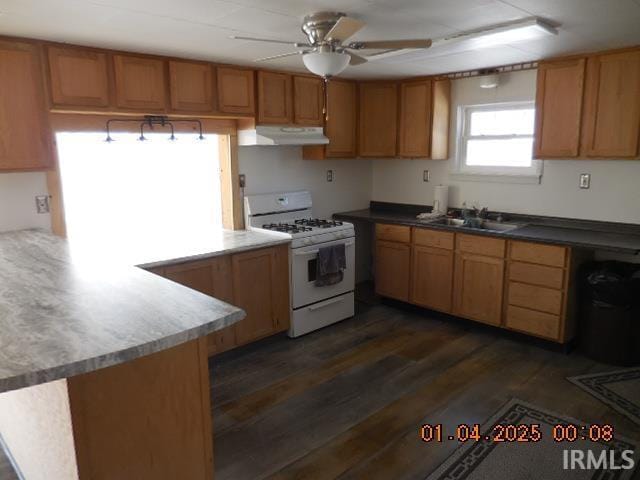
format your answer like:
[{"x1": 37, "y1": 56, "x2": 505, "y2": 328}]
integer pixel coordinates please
[
  {"x1": 294, "y1": 241, "x2": 355, "y2": 256},
  {"x1": 308, "y1": 296, "x2": 345, "y2": 311}
]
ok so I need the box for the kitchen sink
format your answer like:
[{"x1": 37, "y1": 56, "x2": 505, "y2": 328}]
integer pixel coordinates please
[{"x1": 429, "y1": 217, "x2": 523, "y2": 233}]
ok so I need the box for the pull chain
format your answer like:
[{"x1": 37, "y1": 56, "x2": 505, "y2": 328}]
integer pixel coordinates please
[{"x1": 323, "y1": 76, "x2": 329, "y2": 123}]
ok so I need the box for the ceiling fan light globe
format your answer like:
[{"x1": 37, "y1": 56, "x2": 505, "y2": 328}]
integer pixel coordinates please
[{"x1": 302, "y1": 51, "x2": 350, "y2": 77}]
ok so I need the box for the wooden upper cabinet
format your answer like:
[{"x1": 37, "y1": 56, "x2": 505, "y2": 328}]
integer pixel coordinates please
[
  {"x1": 582, "y1": 49, "x2": 640, "y2": 158},
  {"x1": 534, "y1": 58, "x2": 586, "y2": 158},
  {"x1": 326, "y1": 80, "x2": 357, "y2": 157},
  {"x1": 0, "y1": 40, "x2": 51, "y2": 171},
  {"x1": 217, "y1": 66, "x2": 255, "y2": 115},
  {"x1": 257, "y1": 71, "x2": 293, "y2": 124},
  {"x1": 430, "y1": 79, "x2": 451, "y2": 160},
  {"x1": 293, "y1": 75, "x2": 324, "y2": 126},
  {"x1": 398, "y1": 79, "x2": 432, "y2": 158},
  {"x1": 47, "y1": 46, "x2": 110, "y2": 109},
  {"x1": 358, "y1": 82, "x2": 398, "y2": 157},
  {"x1": 113, "y1": 54, "x2": 166, "y2": 111},
  {"x1": 168, "y1": 61, "x2": 215, "y2": 113}
]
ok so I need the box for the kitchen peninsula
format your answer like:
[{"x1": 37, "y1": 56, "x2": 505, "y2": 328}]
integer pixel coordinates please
[{"x1": 0, "y1": 229, "x2": 286, "y2": 480}]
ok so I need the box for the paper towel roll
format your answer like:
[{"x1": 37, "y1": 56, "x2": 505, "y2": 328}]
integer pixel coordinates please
[{"x1": 433, "y1": 185, "x2": 449, "y2": 214}]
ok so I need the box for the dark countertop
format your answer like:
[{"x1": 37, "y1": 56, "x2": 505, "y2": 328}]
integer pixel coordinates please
[{"x1": 334, "y1": 203, "x2": 640, "y2": 254}]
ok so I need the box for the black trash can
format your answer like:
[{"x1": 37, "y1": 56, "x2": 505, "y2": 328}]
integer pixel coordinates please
[{"x1": 579, "y1": 261, "x2": 639, "y2": 366}]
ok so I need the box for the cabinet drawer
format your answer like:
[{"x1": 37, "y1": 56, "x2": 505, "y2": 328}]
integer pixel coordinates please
[
  {"x1": 505, "y1": 305, "x2": 561, "y2": 341},
  {"x1": 509, "y1": 262, "x2": 565, "y2": 290},
  {"x1": 412, "y1": 228, "x2": 454, "y2": 250},
  {"x1": 510, "y1": 241, "x2": 567, "y2": 267},
  {"x1": 456, "y1": 234, "x2": 505, "y2": 258},
  {"x1": 376, "y1": 224, "x2": 411, "y2": 243},
  {"x1": 508, "y1": 282, "x2": 563, "y2": 315}
]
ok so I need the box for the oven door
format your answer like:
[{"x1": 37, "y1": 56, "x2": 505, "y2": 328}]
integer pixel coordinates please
[{"x1": 291, "y1": 237, "x2": 355, "y2": 309}]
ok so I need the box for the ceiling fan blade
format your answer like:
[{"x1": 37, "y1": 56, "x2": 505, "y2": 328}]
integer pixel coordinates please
[
  {"x1": 326, "y1": 17, "x2": 366, "y2": 42},
  {"x1": 349, "y1": 39, "x2": 432, "y2": 50},
  {"x1": 231, "y1": 35, "x2": 310, "y2": 47},
  {"x1": 348, "y1": 52, "x2": 368, "y2": 65},
  {"x1": 254, "y1": 51, "x2": 306, "y2": 62}
]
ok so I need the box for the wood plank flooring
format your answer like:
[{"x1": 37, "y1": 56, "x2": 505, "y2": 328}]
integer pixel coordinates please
[
  {"x1": 1, "y1": 299, "x2": 639, "y2": 479},
  {"x1": 210, "y1": 300, "x2": 640, "y2": 480}
]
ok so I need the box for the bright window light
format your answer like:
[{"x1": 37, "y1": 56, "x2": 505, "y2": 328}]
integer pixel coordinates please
[
  {"x1": 457, "y1": 102, "x2": 540, "y2": 178},
  {"x1": 56, "y1": 132, "x2": 222, "y2": 258}
]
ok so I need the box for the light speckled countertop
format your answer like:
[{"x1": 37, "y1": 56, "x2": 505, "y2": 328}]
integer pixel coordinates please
[{"x1": 0, "y1": 229, "x2": 289, "y2": 394}]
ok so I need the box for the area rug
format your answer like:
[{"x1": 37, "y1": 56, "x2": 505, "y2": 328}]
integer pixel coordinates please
[
  {"x1": 426, "y1": 399, "x2": 638, "y2": 480},
  {"x1": 568, "y1": 369, "x2": 640, "y2": 426}
]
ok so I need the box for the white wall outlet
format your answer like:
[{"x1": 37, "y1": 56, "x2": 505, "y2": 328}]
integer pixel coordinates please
[
  {"x1": 423, "y1": 170, "x2": 430, "y2": 182},
  {"x1": 326, "y1": 170, "x2": 333, "y2": 182},
  {"x1": 35, "y1": 195, "x2": 50, "y2": 214},
  {"x1": 579, "y1": 173, "x2": 591, "y2": 189}
]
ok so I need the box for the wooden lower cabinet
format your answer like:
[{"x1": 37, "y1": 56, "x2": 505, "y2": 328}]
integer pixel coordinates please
[
  {"x1": 453, "y1": 252, "x2": 505, "y2": 326},
  {"x1": 232, "y1": 245, "x2": 290, "y2": 345},
  {"x1": 410, "y1": 245, "x2": 453, "y2": 313},
  {"x1": 372, "y1": 224, "x2": 584, "y2": 344},
  {"x1": 151, "y1": 244, "x2": 289, "y2": 356},
  {"x1": 375, "y1": 240, "x2": 411, "y2": 301},
  {"x1": 504, "y1": 241, "x2": 581, "y2": 342}
]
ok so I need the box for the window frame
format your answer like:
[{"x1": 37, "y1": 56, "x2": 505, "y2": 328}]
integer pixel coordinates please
[{"x1": 453, "y1": 101, "x2": 542, "y2": 184}]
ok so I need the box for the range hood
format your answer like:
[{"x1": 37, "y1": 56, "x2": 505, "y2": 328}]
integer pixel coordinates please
[{"x1": 238, "y1": 125, "x2": 329, "y2": 146}]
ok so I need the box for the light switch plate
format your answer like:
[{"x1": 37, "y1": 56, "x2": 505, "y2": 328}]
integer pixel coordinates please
[
  {"x1": 327, "y1": 170, "x2": 333, "y2": 182},
  {"x1": 579, "y1": 173, "x2": 591, "y2": 189},
  {"x1": 423, "y1": 170, "x2": 430, "y2": 182}
]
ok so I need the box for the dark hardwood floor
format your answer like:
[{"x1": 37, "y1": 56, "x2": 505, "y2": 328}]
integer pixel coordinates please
[
  {"x1": 210, "y1": 300, "x2": 640, "y2": 480},
  {"x1": 1, "y1": 297, "x2": 638, "y2": 479}
]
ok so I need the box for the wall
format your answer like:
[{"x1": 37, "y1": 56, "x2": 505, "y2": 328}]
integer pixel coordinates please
[
  {"x1": 238, "y1": 146, "x2": 372, "y2": 219},
  {"x1": 0, "y1": 172, "x2": 51, "y2": 232},
  {"x1": 372, "y1": 70, "x2": 640, "y2": 225}
]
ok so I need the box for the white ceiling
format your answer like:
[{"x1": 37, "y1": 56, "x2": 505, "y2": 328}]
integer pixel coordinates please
[{"x1": 1, "y1": 0, "x2": 639, "y2": 79}]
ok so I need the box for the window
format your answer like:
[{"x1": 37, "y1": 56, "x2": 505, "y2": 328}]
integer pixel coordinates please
[
  {"x1": 455, "y1": 102, "x2": 541, "y2": 182},
  {"x1": 56, "y1": 132, "x2": 222, "y2": 260}
]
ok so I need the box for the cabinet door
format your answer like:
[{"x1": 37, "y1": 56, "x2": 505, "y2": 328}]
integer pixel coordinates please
[
  {"x1": 293, "y1": 76, "x2": 324, "y2": 126},
  {"x1": 169, "y1": 61, "x2": 215, "y2": 113},
  {"x1": 359, "y1": 83, "x2": 398, "y2": 157},
  {"x1": 533, "y1": 58, "x2": 586, "y2": 158},
  {"x1": 398, "y1": 80, "x2": 432, "y2": 157},
  {"x1": 410, "y1": 246, "x2": 453, "y2": 313},
  {"x1": 582, "y1": 49, "x2": 640, "y2": 157},
  {"x1": 326, "y1": 80, "x2": 357, "y2": 157},
  {"x1": 163, "y1": 257, "x2": 235, "y2": 355},
  {"x1": 217, "y1": 67, "x2": 255, "y2": 115},
  {"x1": 257, "y1": 71, "x2": 293, "y2": 124},
  {"x1": 453, "y1": 253, "x2": 505, "y2": 326},
  {"x1": 0, "y1": 40, "x2": 51, "y2": 171},
  {"x1": 47, "y1": 46, "x2": 110, "y2": 108},
  {"x1": 375, "y1": 240, "x2": 410, "y2": 301},
  {"x1": 430, "y1": 79, "x2": 451, "y2": 160},
  {"x1": 232, "y1": 246, "x2": 289, "y2": 345},
  {"x1": 113, "y1": 54, "x2": 166, "y2": 111}
]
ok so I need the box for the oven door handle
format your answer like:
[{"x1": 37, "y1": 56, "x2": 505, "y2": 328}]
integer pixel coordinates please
[
  {"x1": 293, "y1": 240, "x2": 355, "y2": 256},
  {"x1": 308, "y1": 296, "x2": 346, "y2": 311}
]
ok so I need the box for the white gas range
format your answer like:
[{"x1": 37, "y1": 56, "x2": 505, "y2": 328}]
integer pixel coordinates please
[{"x1": 245, "y1": 191, "x2": 355, "y2": 337}]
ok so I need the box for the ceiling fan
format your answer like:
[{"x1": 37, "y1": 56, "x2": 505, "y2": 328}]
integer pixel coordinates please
[{"x1": 230, "y1": 11, "x2": 432, "y2": 78}]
